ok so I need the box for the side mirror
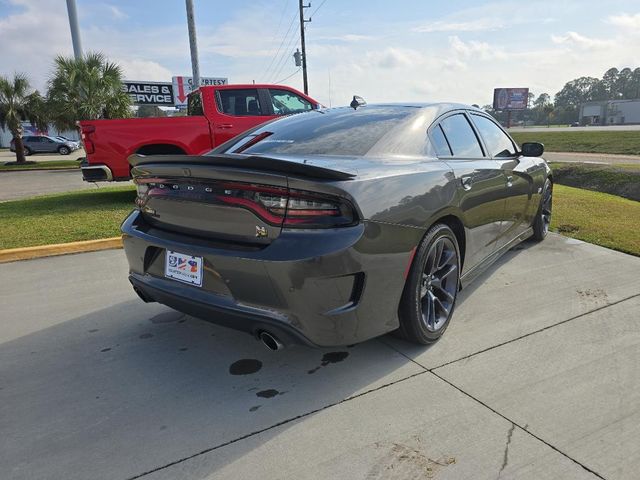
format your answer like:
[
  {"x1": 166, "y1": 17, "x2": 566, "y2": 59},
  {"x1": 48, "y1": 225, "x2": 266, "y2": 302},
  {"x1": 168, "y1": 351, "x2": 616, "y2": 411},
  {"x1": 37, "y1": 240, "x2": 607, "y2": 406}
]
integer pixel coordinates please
[{"x1": 521, "y1": 142, "x2": 544, "y2": 157}]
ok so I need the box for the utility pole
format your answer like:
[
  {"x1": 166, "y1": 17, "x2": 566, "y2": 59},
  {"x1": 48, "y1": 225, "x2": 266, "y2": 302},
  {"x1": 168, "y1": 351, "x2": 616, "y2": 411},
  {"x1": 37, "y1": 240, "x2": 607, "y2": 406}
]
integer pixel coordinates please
[
  {"x1": 298, "y1": 0, "x2": 311, "y2": 94},
  {"x1": 185, "y1": 0, "x2": 200, "y2": 90},
  {"x1": 65, "y1": 0, "x2": 83, "y2": 59}
]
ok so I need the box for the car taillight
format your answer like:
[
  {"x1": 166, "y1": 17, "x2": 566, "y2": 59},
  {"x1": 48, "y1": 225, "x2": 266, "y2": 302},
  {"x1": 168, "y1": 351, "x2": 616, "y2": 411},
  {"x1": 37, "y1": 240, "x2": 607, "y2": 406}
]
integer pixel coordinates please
[{"x1": 136, "y1": 179, "x2": 358, "y2": 229}]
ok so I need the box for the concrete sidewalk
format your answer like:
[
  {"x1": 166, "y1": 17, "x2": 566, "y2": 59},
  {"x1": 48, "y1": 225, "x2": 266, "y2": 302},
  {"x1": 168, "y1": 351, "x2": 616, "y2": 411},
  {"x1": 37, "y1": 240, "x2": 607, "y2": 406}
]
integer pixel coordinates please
[{"x1": 1, "y1": 234, "x2": 638, "y2": 479}]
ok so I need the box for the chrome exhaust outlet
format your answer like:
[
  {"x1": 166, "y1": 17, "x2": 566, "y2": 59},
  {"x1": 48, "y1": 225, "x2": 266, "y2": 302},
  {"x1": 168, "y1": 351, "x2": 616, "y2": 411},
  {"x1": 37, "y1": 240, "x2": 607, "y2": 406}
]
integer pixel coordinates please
[{"x1": 258, "y1": 331, "x2": 284, "y2": 351}]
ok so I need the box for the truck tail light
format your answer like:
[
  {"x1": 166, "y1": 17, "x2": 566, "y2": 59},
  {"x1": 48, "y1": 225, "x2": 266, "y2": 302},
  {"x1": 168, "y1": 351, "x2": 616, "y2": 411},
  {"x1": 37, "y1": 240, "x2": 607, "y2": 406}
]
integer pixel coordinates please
[{"x1": 80, "y1": 125, "x2": 96, "y2": 154}]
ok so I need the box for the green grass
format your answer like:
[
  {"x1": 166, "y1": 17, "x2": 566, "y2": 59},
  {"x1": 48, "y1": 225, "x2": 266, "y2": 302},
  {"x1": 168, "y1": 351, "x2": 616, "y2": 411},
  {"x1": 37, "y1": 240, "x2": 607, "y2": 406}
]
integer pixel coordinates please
[
  {"x1": 551, "y1": 184, "x2": 640, "y2": 256},
  {"x1": 0, "y1": 186, "x2": 136, "y2": 249},
  {"x1": 0, "y1": 159, "x2": 82, "y2": 171},
  {"x1": 511, "y1": 130, "x2": 640, "y2": 155},
  {"x1": 548, "y1": 162, "x2": 640, "y2": 202}
]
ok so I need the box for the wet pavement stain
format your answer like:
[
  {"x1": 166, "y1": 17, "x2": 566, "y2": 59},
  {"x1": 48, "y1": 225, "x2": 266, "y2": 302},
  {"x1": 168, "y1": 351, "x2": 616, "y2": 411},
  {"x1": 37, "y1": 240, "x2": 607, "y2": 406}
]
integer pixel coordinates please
[
  {"x1": 139, "y1": 333, "x2": 153, "y2": 339},
  {"x1": 249, "y1": 406, "x2": 261, "y2": 412},
  {"x1": 229, "y1": 359, "x2": 263, "y2": 375},
  {"x1": 88, "y1": 329, "x2": 99, "y2": 333},
  {"x1": 179, "y1": 347, "x2": 188, "y2": 352},
  {"x1": 308, "y1": 351, "x2": 350, "y2": 374},
  {"x1": 149, "y1": 312, "x2": 183, "y2": 324},
  {"x1": 256, "y1": 389, "x2": 285, "y2": 398},
  {"x1": 100, "y1": 348, "x2": 111, "y2": 353}
]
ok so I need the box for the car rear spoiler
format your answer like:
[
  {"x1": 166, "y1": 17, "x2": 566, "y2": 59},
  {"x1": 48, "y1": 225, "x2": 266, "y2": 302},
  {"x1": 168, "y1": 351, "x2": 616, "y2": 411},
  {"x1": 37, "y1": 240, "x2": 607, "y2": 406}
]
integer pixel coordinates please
[{"x1": 128, "y1": 153, "x2": 357, "y2": 181}]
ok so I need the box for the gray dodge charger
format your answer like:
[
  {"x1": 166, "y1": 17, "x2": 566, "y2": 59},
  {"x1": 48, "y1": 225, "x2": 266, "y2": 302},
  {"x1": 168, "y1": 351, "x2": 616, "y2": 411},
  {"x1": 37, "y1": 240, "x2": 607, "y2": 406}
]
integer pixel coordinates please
[{"x1": 122, "y1": 103, "x2": 552, "y2": 349}]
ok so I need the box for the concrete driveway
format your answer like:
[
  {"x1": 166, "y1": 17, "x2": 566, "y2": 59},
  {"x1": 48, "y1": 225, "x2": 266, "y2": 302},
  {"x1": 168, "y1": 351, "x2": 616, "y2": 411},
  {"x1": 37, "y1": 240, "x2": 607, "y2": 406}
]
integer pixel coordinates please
[{"x1": 1, "y1": 234, "x2": 638, "y2": 479}]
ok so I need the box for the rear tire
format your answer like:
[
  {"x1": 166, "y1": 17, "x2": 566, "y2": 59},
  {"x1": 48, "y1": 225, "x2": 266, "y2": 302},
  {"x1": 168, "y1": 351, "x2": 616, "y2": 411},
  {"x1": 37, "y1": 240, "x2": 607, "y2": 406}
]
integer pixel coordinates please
[
  {"x1": 532, "y1": 179, "x2": 552, "y2": 241},
  {"x1": 23, "y1": 147, "x2": 32, "y2": 156},
  {"x1": 58, "y1": 146, "x2": 70, "y2": 155},
  {"x1": 398, "y1": 224, "x2": 461, "y2": 344}
]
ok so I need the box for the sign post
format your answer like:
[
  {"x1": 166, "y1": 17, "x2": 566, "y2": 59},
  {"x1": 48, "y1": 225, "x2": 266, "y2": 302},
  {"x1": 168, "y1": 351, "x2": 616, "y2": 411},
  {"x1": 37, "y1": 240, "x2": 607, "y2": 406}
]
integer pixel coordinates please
[{"x1": 172, "y1": 76, "x2": 229, "y2": 107}]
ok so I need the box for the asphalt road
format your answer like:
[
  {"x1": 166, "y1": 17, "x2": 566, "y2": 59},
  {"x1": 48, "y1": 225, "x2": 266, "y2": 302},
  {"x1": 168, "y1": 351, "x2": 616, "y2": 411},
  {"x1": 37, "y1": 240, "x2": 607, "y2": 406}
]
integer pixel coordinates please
[
  {"x1": 1, "y1": 233, "x2": 639, "y2": 479},
  {"x1": 0, "y1": 169, "x2": 125, "y2": 201}
]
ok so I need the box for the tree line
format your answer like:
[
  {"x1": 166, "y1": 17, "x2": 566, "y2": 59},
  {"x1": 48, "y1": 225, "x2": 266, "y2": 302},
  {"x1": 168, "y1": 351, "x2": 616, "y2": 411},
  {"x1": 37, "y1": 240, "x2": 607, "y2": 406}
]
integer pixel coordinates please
[
  {"x1": 0, "y1": 53, "x2": 131, "y2": 163},
  {"x1": 484, "y1": 66, "x2": 640, "y2": 126}
]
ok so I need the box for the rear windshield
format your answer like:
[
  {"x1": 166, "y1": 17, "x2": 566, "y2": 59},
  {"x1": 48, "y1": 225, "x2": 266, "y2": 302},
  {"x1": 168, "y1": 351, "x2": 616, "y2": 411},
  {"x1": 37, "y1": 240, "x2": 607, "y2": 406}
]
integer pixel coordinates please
[{"x1": 231, "y1": 106, "x2": 417, "y2": 157}]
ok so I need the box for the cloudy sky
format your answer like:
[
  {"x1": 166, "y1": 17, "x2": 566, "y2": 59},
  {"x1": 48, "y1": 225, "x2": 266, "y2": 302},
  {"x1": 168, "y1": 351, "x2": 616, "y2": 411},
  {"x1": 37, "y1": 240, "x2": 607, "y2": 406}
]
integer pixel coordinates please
[{"x1": 1, "y1": 0, "x2": 639, "y2": 107}]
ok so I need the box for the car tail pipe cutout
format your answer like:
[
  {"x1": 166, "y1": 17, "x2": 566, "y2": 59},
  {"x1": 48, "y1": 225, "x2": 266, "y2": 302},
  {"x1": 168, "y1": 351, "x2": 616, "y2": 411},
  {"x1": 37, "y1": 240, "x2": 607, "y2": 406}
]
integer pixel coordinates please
[{"x1": 258, "y1": 331, "x2": 284, "y2": 351}]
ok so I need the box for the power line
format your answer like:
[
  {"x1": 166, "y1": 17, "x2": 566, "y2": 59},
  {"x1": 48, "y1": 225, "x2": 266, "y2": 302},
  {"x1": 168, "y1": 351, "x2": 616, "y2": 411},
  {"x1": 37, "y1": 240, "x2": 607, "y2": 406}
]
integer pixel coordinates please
[
  {"x1": 274, "y1": 68, "x2": 301, "y2": 85},
  {"x1": 262, "y1": 12, "x2": 298, "y2": 82},
  {"x1": 260, "y1": 0, "x2": 290, "y2": 77},
  {"x1": 268, "y1": 24, "x2": 299, "y2": 83},
  {"x1": 309, "y1": 0, "x2": 327, "y2": 19}
]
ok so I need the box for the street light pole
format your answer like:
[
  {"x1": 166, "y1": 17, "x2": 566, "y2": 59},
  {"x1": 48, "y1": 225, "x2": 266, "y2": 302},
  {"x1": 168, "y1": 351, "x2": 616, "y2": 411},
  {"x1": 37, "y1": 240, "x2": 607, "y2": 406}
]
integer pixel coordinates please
[
  {"x1": 65, "y1": 0, "x2": 83, "y2": 59},
  {"x1": 298, "y1": 0, "x2": 311, "y2": 95},
  {"x1": 185, "y1": 0, "x2": 200, "y2": 90}
]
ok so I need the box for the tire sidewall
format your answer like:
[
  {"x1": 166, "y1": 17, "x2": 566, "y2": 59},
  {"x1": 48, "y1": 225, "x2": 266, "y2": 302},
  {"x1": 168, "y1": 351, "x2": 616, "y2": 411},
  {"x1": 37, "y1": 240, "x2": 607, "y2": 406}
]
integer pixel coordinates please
[
  {"x1": 59, "y1": 146, "x2": 70, "y2": 155},
  {"x1": 23, "y1": 147, "x2": 31, "y2": 156},
  {"x1": 402, "y1": 224, "x2": 461, "y2": 343},
  {"x1": 533, "y1": 178, "x2": 552, "y2": 240}
]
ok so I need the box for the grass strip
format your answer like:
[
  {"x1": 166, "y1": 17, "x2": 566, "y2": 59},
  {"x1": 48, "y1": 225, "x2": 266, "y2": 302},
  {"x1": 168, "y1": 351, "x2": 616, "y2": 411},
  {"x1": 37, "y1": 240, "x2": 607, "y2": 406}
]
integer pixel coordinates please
[
  {"x1": 551, "y1": 184, "x2": 640, "y2": 256},
  {"x1": 0, "y1": 159, "x2": 82, "y2": 171},
  {"x1": 511, "y1": 130, "x2": 640, "y2": 155},
  {"x1": 0, "y1": 186, "x2": 135, "y2": 249}
]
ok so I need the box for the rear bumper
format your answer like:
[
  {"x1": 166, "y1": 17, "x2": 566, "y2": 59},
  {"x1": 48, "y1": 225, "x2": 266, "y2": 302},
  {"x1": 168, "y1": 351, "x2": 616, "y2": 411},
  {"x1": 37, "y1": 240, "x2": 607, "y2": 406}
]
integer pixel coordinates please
[
  {"x1": 81, "y1": 163, "x2": 113, "y2": 182},
  {"x1": 121, "y1": 210, "x2": 423, "y2": 347}
]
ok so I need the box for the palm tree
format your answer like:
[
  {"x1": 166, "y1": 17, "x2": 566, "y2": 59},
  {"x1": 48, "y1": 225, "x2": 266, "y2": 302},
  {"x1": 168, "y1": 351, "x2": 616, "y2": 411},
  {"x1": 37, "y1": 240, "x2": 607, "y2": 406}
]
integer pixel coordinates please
[
  {"x1": 47, "y1": 52, "x2": 132, "y2": 131},
  {"x1": 0, "y1": 73, "x2": 48, "y2": 164}
]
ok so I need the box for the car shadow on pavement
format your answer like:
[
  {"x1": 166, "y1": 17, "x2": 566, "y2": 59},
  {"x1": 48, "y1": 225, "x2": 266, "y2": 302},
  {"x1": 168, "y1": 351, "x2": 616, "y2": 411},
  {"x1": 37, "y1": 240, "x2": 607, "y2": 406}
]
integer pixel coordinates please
[{"x1": 0, "y1": 298, "x2": 421, "y2": 480}]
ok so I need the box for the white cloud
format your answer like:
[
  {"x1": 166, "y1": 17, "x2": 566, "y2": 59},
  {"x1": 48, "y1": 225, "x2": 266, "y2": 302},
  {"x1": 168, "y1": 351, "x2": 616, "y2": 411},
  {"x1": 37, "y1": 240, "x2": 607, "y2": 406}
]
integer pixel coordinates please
[
  {"x1": 414, "y1": 18, "x2": 503, "y2": 33},
  {"x1": 105, "y1": 4, "x2": 128, "y2": 20},
  {"x1": 448, "y1": 36, "x2": 507, "y2": 60},
  {"x1": 550, "y1": 31, "x2": 613, "y2": 49},
  {"x1": 114, "y1": 59, "x2": 173, "y2": 82},
  {"x1": 607, "y1": 12, "x2": 640, "y2": 29}
]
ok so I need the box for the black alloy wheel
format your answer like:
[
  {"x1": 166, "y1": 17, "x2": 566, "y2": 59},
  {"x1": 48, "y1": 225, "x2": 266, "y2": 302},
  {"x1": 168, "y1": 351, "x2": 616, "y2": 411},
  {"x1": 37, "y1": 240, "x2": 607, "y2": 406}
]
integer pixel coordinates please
[
  {"x1": 532, "y1": 179, "x2": 553, "y2": 241},
  {"x1": 399, "y1": 223, "x2": 461, "y2": 344}
]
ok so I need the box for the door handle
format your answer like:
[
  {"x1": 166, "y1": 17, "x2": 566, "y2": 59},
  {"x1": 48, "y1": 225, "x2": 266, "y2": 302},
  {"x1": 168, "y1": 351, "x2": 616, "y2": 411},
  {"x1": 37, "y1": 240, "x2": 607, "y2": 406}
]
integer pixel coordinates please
[
  {"x1": 460, "y1": 175, "x2": 473, "y2": 191},
  {"x1": 217, "y1": 123, "x2": 234, "y2": 129},
  {"x1": 506, "y1": 175, "x2": 513, "y2": 188}
]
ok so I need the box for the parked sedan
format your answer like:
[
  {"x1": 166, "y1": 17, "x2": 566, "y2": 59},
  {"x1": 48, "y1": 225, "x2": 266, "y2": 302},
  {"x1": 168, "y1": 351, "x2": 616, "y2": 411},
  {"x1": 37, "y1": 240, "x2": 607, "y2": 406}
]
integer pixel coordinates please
[
  {"x1": 10, "y1": 135, "x2": 79, "y2": 155},
  {"x1": 121, "y1": 103, "x2": 552, "y2": 349}
]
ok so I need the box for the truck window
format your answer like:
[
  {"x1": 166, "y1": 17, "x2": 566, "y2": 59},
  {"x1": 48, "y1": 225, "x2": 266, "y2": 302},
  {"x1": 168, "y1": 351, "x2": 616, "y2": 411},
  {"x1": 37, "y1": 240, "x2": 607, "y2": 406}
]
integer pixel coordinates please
[
  {"x1": 268, "y1": 89, "x2": 313, "y2": 115},
  {"x1": 187, "y1": 92, "x2": 204, "y2": 116},
  {"x1": 216, "y1": 89, "x2": 265, "y2": 116}
]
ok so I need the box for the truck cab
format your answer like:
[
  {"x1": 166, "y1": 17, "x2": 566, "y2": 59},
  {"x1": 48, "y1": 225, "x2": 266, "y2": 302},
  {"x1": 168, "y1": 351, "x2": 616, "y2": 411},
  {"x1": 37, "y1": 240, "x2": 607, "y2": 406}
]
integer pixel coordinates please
[{"x1": 80, "y1": 84, "x2": 319, "y2": 181}]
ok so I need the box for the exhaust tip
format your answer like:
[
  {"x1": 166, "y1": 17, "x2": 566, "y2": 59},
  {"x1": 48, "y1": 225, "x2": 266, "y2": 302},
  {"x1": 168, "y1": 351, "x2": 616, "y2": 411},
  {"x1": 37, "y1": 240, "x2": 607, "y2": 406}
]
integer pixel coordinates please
[{"x1": 258, "y1": 331, "x2": 284, "y2": 351}]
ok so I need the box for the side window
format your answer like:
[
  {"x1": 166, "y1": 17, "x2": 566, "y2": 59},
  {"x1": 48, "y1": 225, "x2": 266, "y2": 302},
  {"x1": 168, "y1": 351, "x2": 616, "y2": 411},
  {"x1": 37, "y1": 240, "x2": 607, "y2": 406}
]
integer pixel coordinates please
[
  {"x1": 430, "y1": 124, "x2": 452, "y2": 156},
  {"x1": 269, "y1": 89, "x2": 313, "y2": 115},
  {"x1": 471, "y1": 114, "x2": 517, "y2": 157},
  {"x1": 187, "y1": 92, "x2": 204, "y2": 116},
  {"x1": 217, "y1": 89, "x2": 264, "y2": 116},
  {"x1": 439, "y1": 114, "x2": 484, "y2": 158}
]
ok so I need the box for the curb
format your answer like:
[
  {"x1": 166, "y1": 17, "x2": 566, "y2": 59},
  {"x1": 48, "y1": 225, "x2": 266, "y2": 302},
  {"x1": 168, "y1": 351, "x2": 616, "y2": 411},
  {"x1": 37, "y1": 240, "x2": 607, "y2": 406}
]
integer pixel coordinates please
[{"x1": 0, "y1": 237, "x2": 123, "y2": 264}]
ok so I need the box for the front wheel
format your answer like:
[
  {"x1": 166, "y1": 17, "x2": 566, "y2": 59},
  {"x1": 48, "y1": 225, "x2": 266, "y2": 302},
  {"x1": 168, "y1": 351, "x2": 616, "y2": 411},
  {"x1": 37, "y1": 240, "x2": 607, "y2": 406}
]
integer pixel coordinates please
[
  {"x1": 58, "y1": 146, "x2": 70, "y2": 155},
  {"x1": 532, "y1": 179, "x2": 553, "y2": 241},
  {"x1": 398, "y1": 224, "x2": 461, "y2": 344}
]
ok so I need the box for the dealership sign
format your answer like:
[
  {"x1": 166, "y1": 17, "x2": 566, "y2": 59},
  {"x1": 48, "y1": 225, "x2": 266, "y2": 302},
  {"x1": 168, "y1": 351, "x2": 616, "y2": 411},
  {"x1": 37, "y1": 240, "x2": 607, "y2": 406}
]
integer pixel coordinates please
[
  {"x1": 123, "y1": 81, "x2": 174, "y2": 106},
  {"x1": 172, "y1": 76, "x2": 229, "y2": 107},
  {"x1": 493, "y1": 88, "x2": 529, "y2": 110}
]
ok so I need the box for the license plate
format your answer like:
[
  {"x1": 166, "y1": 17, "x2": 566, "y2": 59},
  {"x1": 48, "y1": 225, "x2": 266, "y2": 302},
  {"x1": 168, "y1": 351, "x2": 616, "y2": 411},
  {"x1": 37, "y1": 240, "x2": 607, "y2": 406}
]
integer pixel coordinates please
[{"x1": 165, "y1": 250, "x2": 203, "y2": 287}]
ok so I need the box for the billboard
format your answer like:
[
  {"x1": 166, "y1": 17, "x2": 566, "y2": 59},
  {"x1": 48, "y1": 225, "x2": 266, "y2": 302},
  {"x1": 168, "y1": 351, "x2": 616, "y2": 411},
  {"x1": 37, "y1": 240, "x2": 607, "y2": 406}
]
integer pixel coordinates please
[
  {"x1": 122, "y1": 81, "x2": 174, "y2": 106},
  {"x1": 172, "y1": 76, "x2": 229, "y2": 107},
  {"x1": 493, "y1": 88, "x2": 529, "y2": 110}
]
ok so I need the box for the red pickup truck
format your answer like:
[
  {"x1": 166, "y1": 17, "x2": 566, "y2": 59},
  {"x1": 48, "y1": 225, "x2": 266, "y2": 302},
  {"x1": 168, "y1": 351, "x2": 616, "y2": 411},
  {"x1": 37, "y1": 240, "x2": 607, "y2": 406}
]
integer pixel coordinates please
[{"x1": 79, "y1": 84, "x2": 320, "y2": 181}]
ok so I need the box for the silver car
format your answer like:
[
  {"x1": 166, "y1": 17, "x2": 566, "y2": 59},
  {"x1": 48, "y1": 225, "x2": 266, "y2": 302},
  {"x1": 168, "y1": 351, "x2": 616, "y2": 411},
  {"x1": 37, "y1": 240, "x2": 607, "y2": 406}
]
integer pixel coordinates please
[{"x1": 10, "y1": 135, "x2": 78, "y2": 155}]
